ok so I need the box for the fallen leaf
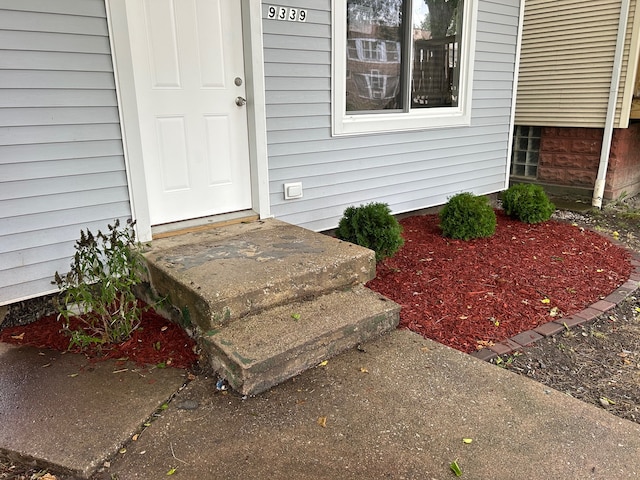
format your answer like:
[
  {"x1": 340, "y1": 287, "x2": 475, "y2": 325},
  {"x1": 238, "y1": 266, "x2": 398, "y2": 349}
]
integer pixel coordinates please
[
  {"x1": 132, "y1": 434, "x2": 139, "y2": 441},
  {"x1": 596, "y1": 269, "x2": 604, "y2": 273},
  {"x1": 476, "y1": 340, "x2": 495, "y2": 349},
  {"x1": 541, "y1": 298, "x2": 550, "y2": 304},
  {"x1": 119, "y1": 448, "x2": 127, "y2": 454},
  {"x1": 41, "y1": 474, "x2": 57, "y2": 480},
  {"x1": 317, "y1": 416, "x2": 327, "y2": 428},
  {"x1": 161, "y1": 326, "x2": 168, "y2": 332},
  {"x1": 462, "y1": 438, "x2": 473, "y2": 444},
  {"x1": 166, "y1": 467, "x2": 177, "y2": 475},
  {"x1": 11, "y1": 333, "x2": 25, "y2": 340},
  {"x1": 317, "y1": 360, "x2": 328, "y2": 367},
  {"x1": 360, "y1": 367, "x2": 369, "y2": 374},
  {"x1": 549, "y1": 307, "x2": 559, "y2": 317},
  {"x1": 450, "y1": 460, "x2": 463, "y2": 477},
  {"x1": 68, "y1": 373, "x2": 79, "y2": 378}
]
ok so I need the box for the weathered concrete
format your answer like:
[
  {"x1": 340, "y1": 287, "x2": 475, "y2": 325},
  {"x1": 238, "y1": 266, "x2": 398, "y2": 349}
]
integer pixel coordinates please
[
  {"x1": 143, "y1": 218, "x2": 395, "y2": 395},
  {"x1": 143, "y1": 219, "x2": 376, "y2": 331},
  {"x1": 0, "y1": 343, "x2": 186, "y2": 478},
  {"x1": 203, "y1": 284, "x2": 400, "y2": 395},
  {"x1": 96, "y1": 330, "x2": 640, "y2": 480}
]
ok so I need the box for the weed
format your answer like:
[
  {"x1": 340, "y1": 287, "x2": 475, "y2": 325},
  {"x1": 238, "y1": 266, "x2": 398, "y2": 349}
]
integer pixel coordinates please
[
  {"x1": 53, "y1": 219, "x2": 147, "y2": 347},
  {"x1": 495, "y1": 352, "x2": 521, "y2": 368}
]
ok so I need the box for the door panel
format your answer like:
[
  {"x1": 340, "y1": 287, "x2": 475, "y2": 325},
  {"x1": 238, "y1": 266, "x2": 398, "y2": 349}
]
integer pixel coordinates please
[{"x1": 125, "y1": 0, "x2": 252, "y2": 225}]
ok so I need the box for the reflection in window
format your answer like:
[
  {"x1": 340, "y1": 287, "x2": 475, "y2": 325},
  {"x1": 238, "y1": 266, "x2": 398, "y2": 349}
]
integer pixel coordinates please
[
  {"x1": 346, "y1": 0, "x2": 463, "y2": 113},
  {"x1": 346, "y1": 2, "x2": 403, "y2": 111}
]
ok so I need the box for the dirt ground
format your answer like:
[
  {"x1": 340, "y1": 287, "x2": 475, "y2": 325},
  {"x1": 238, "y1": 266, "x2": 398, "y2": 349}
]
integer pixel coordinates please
[
  {"x1": 494, "y1": 195, "x2": 640, "y2": 425},
  {"x1": 2, "y1": 195, "x2": 640, "y2": 480}
]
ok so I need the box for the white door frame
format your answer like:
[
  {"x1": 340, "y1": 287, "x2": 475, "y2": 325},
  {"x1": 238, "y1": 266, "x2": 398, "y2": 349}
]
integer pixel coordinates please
[{"x1": 106, "y1": 0, "x2": 270, "y2": 242}]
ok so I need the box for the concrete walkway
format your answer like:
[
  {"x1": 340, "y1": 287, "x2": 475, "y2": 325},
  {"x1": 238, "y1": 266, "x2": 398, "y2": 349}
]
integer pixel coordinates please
[{"x1": 2, "y1": 330, "x2": 640, "y2": 479}]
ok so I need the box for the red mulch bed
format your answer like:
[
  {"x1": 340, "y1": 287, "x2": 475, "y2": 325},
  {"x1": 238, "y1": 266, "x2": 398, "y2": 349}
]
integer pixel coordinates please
[
  {"x1": 0, "y1": 211, "x2": 632, "y2": 363},
  {"x1": 366, "y1": 211, "x2": 632, "y2": 353},
  {"x1": 0, "y1": 306, "x2": 199, "y2": 369}
]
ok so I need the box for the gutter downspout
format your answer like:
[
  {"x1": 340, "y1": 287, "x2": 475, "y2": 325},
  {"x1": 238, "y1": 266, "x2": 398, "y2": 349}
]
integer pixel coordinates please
[{"x1": 592, "y1": 0, "x2": 631, "y2": 208}]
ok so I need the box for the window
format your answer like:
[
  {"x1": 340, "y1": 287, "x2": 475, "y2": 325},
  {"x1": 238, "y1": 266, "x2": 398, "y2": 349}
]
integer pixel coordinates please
[
  {"x1": 510, "y1": 126, "x2": 541, "y2": 178},
  {"x1": 332, "y1": 0, "x2": 477, "y2": 135}
]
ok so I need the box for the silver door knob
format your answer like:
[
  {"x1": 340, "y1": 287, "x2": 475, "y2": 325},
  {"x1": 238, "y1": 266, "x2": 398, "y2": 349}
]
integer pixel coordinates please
[{"x1": 235, "y1": 96, "x2": 247, "y2": 106}]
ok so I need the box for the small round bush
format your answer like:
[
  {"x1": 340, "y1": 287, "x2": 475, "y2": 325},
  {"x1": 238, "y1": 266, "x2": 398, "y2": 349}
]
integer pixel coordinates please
[
  {"x1": 439, "y1": 193, "x2": 497, "y2": 240},
  {"x1": 335, "y1": 202, "x2": 404, "y2": 262},
  {"x1": 501, "y1": 183, "x2": 555, "y2": 223}
]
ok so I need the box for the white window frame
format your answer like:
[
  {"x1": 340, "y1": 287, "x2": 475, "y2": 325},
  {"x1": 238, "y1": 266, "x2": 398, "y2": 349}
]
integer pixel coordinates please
[{"x1": 331, "y1": 0, "x2": 478, "y2": 136}]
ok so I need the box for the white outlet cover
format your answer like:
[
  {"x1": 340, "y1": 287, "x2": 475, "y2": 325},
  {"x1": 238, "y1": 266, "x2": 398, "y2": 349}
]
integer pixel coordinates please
[{"x1": 284, "y1": 182, "x2": 303, "y2": 199}]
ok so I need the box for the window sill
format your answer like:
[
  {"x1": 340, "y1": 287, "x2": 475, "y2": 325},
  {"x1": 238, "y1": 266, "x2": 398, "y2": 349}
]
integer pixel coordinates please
[{"x1": 333, "y1": 108, "x2": 471, "y2": 136}]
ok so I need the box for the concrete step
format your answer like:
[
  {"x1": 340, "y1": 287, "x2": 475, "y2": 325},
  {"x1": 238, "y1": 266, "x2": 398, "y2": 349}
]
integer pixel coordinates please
[
  {"x1": 142, "y1": 219, "x2": 376, "y2": 332},
  {"x1": 202, "y1": 284, "x2": 400, "y2": 396}
]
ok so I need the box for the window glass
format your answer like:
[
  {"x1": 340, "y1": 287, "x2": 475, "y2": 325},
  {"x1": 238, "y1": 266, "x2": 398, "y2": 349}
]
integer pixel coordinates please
[
  {"x1": 411, "y1": 0, "x2": 462, "y2": 108},
  {"x1": 333, "y1": 0, "x2": 475, "y2": 135},
  {"x1": 346, "y1": 2, "x2": 404, "y2": 111},
  {"x1": 510, "y1": 126, "x2": 541, "y2": 179},
  {"x1": 345, "y1": 0, "x2": 463, "y2": 113}
]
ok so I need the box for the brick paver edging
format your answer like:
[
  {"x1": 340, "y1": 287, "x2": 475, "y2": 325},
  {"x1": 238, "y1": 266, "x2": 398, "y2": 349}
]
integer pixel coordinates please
[{"x1": 470, "y1": 244, "x2": 640, "y2": 363}]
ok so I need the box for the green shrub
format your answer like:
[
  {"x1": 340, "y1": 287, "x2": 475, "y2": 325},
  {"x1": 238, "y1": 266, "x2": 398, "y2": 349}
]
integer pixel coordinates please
[
  {"x1": 53, "y1": 219, "x2": 148, "y2": 348},
  {"x1": 501, "y1": 183, "x2": 555, "y2": 223},
  {"x1": 439, "y1": 193, "x2": 497, "y2": 240},
  {"x1": 336, "y1": 202, "x2": 404, "y2": 262}
]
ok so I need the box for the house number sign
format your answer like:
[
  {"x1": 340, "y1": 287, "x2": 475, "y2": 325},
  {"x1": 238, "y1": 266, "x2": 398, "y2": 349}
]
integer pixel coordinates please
[{"x1": 267, "y1": 5, "x2": 307, "y2": 22}]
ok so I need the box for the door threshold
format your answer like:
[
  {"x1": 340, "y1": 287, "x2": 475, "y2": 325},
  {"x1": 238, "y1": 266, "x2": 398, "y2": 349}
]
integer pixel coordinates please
[{"x1": 151, "y1": 210, "x2": 260, "y2": 239}]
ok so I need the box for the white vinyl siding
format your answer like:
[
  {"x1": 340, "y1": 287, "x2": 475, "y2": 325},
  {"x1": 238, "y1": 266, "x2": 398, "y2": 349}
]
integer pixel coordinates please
[
  {"x1": 264, "y1": 0, "x2": 520, "y2": 232},
  {"x1": 515, "y1": 0, "x2": 635, "y2": 128},
  {"x1": 0, "y1": 0, "x2": 131, "y2": 305}
]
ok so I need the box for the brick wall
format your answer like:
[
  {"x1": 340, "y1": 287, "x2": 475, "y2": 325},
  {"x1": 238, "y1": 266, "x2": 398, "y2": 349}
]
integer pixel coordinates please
[
  {"x1": 535, "y1": 125, "x2": 640, "y2": 201},
  {"x1": 608, "y1": 123, "x2": 640, "y2": 199},
  {"x1": 537, "y1": 127, "x2": 602, "y2": 188}
]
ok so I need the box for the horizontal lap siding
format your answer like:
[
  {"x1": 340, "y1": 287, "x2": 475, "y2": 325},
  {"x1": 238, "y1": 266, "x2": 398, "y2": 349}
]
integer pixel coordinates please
[
  {"x1": 0, "y1": 0, "x2": 130, "y2": 305},
  {"x1": 264, "y1": 0, "x2": 519, "y2": 231},
  {"x1": 515, "y1": 0, "x2": 632, "y2": 128}
]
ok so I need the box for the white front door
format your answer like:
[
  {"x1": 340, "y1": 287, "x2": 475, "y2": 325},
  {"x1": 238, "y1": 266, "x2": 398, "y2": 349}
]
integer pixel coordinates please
[{"x1": 123, "y1": 0, "x2": 252, "y2": 225}]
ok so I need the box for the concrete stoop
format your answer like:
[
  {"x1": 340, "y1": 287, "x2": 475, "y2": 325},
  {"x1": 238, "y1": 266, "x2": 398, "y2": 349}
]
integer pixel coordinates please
[
  {"x1": 203, "y1": 285, "x2": 400, "y2": 395},
  {"x1": 143, "y1": 219, "x2": 400, "y2": 395}
]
